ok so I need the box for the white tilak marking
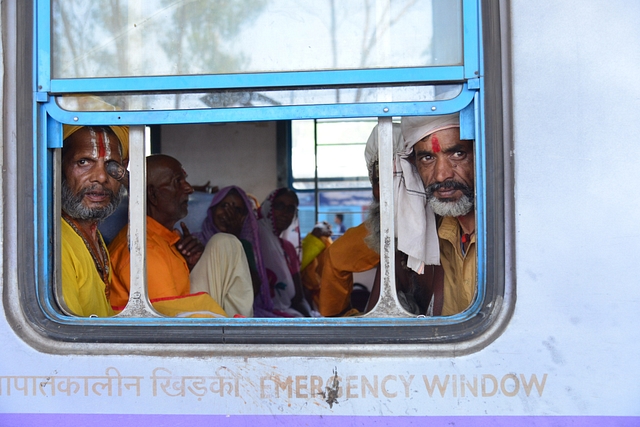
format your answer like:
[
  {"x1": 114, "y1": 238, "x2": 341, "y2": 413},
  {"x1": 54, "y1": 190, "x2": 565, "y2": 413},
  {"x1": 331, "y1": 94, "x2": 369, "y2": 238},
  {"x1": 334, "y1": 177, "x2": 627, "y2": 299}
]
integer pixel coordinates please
[
  {"x1": 102, "y1": 129, "x2": 112, "y2": 160},
  {"x1": 89, "y1": 128, "x2": 98, "y2": 158}
]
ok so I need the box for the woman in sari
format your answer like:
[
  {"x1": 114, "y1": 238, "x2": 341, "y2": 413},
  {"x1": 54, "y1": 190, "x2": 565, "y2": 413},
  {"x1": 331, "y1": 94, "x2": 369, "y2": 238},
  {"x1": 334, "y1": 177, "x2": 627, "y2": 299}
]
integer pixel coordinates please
[
  {"x1": 196, "y1": 185, "x2": 275, "y2": 317},
  {"x1": 257, "y1": 188, "x2": 312, "y2": 317}
]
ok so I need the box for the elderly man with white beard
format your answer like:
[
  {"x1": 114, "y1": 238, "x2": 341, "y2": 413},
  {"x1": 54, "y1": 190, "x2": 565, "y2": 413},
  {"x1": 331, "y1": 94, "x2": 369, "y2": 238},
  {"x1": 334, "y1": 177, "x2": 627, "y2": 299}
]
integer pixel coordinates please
[{"x1": 400, "y1": 114, "x2": 476, "y2": 316}]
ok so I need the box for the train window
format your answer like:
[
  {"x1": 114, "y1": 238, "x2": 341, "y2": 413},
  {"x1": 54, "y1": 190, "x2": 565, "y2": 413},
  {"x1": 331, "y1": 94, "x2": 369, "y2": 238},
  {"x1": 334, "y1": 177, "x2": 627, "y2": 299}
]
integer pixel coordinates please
[{"x1": 16, "y1": 0, "x2": 512, "y2": 348}]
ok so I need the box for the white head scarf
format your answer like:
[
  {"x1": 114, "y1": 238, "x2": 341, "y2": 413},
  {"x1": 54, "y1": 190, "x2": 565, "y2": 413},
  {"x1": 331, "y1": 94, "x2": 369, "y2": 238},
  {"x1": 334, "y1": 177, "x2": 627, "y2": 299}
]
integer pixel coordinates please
[
  {"x1": 364, "y1": 122, "x2": 404, "y2": 182},
  {"x1": 400, "y1": 114, "x2": 460, "y2": 153},
  {"x1": 364, "y1": 122, "x2": 440, "y2": 273}
]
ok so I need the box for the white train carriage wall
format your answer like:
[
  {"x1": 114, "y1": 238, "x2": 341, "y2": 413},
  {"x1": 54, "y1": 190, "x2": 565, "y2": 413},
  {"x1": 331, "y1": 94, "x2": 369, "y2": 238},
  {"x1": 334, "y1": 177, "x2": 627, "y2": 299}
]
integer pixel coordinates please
[{"x1": 0, "y1": 0, "x2": 639, "y2": 425}]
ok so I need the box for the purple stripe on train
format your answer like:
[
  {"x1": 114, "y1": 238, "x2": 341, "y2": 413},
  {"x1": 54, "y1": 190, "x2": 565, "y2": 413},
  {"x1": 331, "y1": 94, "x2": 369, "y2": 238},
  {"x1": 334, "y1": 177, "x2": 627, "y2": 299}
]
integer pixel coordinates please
[{"x1": 0, "y1": 414, "x2": 638, "y2": 427}]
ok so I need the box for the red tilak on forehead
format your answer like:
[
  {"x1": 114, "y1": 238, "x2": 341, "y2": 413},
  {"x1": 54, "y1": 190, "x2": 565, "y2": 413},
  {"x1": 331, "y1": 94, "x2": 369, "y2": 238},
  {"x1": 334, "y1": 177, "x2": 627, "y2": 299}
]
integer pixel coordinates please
[
  {"x1": 97, "y1": 131, "x2": 106, "y2": 158},
  {"x1": 431, "y1": 135, "x2": 441, "y2": 153}
]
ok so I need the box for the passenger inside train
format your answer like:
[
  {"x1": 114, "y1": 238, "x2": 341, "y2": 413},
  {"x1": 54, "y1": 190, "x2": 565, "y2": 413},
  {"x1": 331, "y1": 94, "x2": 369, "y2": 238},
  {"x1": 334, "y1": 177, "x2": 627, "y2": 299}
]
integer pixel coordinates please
[
  {"x1": 319, "y1": 124, "x2": 442, "y2": 316},
  {"x1": 195, "y1": 185, "x2": 274, "y2": 317},
  {"x1": 60, "y1": 125, "x2": 128, "y2": 318},
  {"x1": 109, "y1": 154, "x2": 253, "y2": 317},
  {"x1": 401, "y1": 113, "x2": 477, "y2": 316},
  {"x1": 257, "y1": 188, "x2": 314, "y2": 317}
]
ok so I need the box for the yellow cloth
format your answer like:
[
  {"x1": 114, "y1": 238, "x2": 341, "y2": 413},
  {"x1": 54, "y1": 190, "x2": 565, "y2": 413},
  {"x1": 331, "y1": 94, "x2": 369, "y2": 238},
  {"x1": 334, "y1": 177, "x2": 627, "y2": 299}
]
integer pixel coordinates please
[
  {"x1": 189, "y1": 233, "x2": 254, "y2": 317},
  {"x1": 438, "y1": 216, "x2": 477, "y2": 316},
  {"x1": 300, "y1": 234, "x2": 332, "y2": 307},
  {"x1": 109, "y1": 216, "x2": 192, "y2": 309},
  {"x1": 61, "y1": 220, "x2": 115, "y2": 317},
  {"x1": 63, "y1": 125, "x2": 129, "y2": 161},
  {"x1": 318, "y1": 223, "x2": 380, "y2": 317},
  {"x1": 301, "y1": 233, "x2": 331, "y2": 271},
  {"x1": 151, "y1": 293, "x2": 228, "y2": 318}
]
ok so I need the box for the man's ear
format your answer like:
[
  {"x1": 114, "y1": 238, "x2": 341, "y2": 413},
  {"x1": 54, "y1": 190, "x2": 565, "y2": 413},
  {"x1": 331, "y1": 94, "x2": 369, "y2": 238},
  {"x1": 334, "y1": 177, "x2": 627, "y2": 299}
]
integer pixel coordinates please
[{"x1": 147, "y1": 185, "x2": 158, "y2": 207}]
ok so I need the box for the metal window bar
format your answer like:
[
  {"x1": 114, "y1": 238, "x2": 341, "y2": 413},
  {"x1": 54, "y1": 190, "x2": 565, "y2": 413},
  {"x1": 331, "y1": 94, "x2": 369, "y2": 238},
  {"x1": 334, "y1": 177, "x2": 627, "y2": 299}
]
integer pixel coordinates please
[
  {"x1": 115, "y1": 126, "x2": 161, "y2": 318},
  {"x1": 363, "y1": 117, "x2": 413, "y2": 317}
]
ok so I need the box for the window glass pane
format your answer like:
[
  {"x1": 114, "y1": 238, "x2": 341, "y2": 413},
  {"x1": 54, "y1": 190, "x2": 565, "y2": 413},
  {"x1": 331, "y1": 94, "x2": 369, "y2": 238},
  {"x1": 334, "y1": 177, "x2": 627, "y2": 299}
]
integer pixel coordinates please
[
  {"x1": 292, "y1": 119, "x2": 378, "y2": 238},
  {"x1": 298, "y1": 190, "x2": 373, "y2": 237},
  {"x1": 56, "y1": 85, "x2": 462, "y2": 112},
  {"x1": 52, "y1": 0, "x2": 462, "y2": 79},
  {"x1": 292, "y1": 119, "x2": 375, "y2": 181}
]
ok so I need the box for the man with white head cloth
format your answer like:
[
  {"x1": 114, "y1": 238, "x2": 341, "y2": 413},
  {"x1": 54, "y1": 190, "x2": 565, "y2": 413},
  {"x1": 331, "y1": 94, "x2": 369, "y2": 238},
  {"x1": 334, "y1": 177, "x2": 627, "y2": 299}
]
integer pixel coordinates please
[
  {"x1": 400, "y1": 113, "x2": 476, "y2": 316},
  {"x1": 319, "y1": 123, "x2": 443, "y2": 317},
  {"x1": 363, "y1": 123, "x2": 443, "y2": 315}
]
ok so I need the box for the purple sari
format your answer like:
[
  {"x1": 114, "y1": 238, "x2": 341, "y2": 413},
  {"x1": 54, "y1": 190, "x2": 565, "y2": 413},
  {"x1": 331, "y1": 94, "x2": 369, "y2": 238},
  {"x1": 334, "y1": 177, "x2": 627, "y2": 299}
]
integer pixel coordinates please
[{"x1": 195, "y1": 185, "x2": 275, "y2": 317}]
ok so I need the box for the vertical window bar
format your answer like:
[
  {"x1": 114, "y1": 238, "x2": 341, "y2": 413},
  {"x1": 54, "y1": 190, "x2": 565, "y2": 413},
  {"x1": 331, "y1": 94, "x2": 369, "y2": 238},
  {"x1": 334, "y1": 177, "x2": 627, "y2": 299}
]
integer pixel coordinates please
[
  {"x1": 471, "y1": 90, "x2": 485, "y2": 313},
  {"x1": 313, "y1": 119, "x2": 319, "y2": 224},
  {"x1": 116, "y1": 126, "x2": 161, "y2": 318},
  {"x1": 36, "y1": 0, "x2": 51, "y2": 93},
  {"x1": 463, "y1": 0, "x2": 480, "y2": 79},
  {"x1": 52, "y1": 147, "x2": 72, "y2": 314},
  {"x1": 364, "y1": 117, "x2": 410, "y2": 317}
]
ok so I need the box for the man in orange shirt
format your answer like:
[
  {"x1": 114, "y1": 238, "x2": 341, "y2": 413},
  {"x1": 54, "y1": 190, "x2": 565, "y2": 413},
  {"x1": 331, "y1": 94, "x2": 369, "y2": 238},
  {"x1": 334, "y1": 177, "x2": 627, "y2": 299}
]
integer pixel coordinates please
[{"x1": 109, "y1": 155, "x2": 253, "y2": 317}]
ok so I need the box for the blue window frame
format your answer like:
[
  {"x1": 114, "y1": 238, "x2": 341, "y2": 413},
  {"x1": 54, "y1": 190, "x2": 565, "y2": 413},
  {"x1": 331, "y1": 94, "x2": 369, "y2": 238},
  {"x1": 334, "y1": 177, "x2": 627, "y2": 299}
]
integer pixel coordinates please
[{"x1": 26, "y1": 0, "x2": 508, "y2": 348}]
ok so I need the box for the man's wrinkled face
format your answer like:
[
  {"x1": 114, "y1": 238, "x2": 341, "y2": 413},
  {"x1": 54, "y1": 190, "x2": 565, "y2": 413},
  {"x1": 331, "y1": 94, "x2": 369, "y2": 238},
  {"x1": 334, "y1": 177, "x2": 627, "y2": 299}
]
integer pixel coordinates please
[
  {"x1": 413, "y1": 127, "x2": 475, "y2": 217},
  {"x1": 61, "y1": 127, "x2": 125, "y2": 221},
  {"x1": 149, "y1": 158, "x2": 194, "y2": 225}
]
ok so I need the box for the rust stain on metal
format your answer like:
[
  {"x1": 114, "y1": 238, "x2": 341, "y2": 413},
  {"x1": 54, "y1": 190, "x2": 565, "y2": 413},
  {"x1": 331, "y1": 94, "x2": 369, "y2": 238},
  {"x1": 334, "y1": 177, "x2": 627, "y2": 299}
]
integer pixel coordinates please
[{"x1": 319, "y1": 367, "x2": 339, "y2": 408}]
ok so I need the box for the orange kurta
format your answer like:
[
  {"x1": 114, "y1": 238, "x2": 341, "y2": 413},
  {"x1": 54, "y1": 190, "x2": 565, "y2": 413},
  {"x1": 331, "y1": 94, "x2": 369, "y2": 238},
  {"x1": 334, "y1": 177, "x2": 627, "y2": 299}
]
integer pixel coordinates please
[
  {"x1": 318, "y1": 223, "x2": 380, "y2": 316},
  {"x1": 108, "y1": 216, "x2": 191, "y2": 310}
]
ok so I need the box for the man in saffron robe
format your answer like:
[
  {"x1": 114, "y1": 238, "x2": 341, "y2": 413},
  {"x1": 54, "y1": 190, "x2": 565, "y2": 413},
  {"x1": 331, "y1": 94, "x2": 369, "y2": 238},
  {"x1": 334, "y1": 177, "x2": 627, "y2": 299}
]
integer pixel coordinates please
[{"x1": 109, "y1": 154, "x2": 252, "y2": 317}]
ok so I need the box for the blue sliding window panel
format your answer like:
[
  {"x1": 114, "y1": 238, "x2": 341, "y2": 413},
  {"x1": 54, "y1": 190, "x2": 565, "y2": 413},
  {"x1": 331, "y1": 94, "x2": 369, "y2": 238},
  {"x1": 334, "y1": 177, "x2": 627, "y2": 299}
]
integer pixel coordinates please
[
  {"x1": 48, "y1": 68, "x2": 467, "y2": 95},
  {"x1": 463, "y1": 0, "x2": 481, "y2": 80},
  {"x1": 43, "y1": 83, "x2": 480, "y2": 126},
  {"x1": 35, "y1": 0, "x2": 51, "y2": 94},
  {"x1": 37, "y1": 0, "x2": 481, "y2": 96}
]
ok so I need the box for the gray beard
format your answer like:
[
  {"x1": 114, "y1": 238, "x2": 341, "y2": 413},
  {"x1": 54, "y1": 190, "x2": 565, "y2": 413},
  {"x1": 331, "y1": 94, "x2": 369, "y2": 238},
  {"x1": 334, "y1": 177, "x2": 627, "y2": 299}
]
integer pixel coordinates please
[
  {"x1": 428, "y1": 193, "x2": 474, "y2": 217},
  {"x1": 425, "y1": 180, "x2": 474, "y2": 217},
  {"x1": 364, "y1": 199, "x2": 380, "y2": 253},
  {"x1": 61, "y1": 178, "x2": 125, "y2": 221}
]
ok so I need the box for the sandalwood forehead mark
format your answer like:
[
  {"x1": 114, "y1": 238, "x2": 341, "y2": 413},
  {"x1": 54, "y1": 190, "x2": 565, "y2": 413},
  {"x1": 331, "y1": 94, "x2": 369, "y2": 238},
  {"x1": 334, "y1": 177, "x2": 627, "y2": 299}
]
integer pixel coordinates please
[
  {"x1": 88, "y1": 128, "x2": 98, "y2": 158},
  {"x1": 86, "y1": 128, "x2": 113, "y2": 160},
  {"x1": 431, "y1": 134, "x2": 441, "y2": 153},
  {"x1": 95, "y1": 129, "x2": 112, "y2": 160}
]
